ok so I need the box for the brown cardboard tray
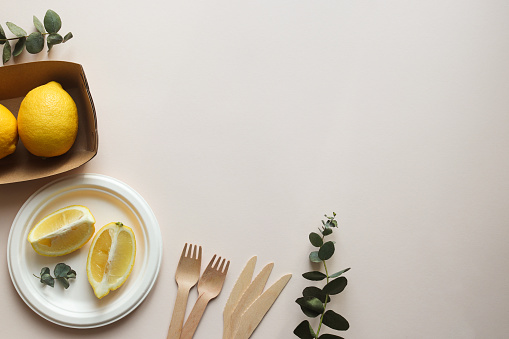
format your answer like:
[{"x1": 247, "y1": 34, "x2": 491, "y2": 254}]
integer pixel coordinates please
[{"x1": 0, "y1": 61, "x2": 98, "y2": 185}]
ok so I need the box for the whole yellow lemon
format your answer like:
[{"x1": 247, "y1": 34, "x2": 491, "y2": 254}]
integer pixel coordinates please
[
  {"x1": 18, "y1": 81, "x2": 78, "y2": 157},
  {"x1": 0, "y1": 104, "x2": 18, "y2": 160}
]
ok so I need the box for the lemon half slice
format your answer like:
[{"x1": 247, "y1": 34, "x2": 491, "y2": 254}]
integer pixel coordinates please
[
  {"x1": 27, "y1": 205, "x2": 96, "y2": 257},
  {"x1": 86, "y1": 222, "x2": 136, "y2": 299}
]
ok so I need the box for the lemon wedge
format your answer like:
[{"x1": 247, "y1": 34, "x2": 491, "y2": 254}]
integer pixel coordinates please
[
  {"x1": 27, "y1": 205, "x2": 95, "y2": 257},
  {"x1": 86, "y1": 222, "x2": 136, "y2": 299}
]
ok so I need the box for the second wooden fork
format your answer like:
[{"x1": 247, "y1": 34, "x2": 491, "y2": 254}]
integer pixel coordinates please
[{"x1": 180, "y1": 254, "x2": 230, "y2": 339}]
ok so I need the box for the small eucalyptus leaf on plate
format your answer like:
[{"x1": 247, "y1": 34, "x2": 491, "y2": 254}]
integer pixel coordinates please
[
  {"x1": 318, "y1": 241, "x2": 335, "y2": 261},
  {"x1": 13, "y1": 37, "x2": 26, "y2": 57},
  {"x1": 33, "y1": 15, "x2": 46, "y2": 34},
  {"x1": 322, "y1": 310, "x2": 349, "y2": 331},
  {"x1": 67, "y1": 269, "x2": 77, "y2": 279},
  {"x1": 58, "y1": 277, "x2": 70, "y2": 289},
  {"x1": 309, "y1": 251, "x2": 322, "y2": 263},
  {"x1": 309, "y1": 232, "x2": 323, "y2": 247},
  {"x1": 3, "y1": 42, "x2": 11, "y2": 64},
  {"x1": 54, "y1": 263, "x2": 71, "y2": 278},
  {"x1": 26, "y1": 32, "x2": 44, "y2": 54},
  {"x1": 63, "y1": 32, "x2": 73, "y2": 43},
  {"x1": 293, "y1": 320, "x2": 315, "y2": 339},
  {"x1": 41, "y1": 273, "x2": 54, "y2": 287},
  {"x1": 329, "y1": 268, "x2": 350, "y2": 279},
  {"x1": 302, "y1": 271, "x2": 327, "y2": 281},
  {"x1": 6, "y1": 22, "x2": 27, "y2": 38},
  {"x1": 322, "y1": 277, "x2": 347, "y2": 295},
  {"x1": 44, "y1": 9, "x2": 62, "y2": 33},
  {"x1": 296, "y1": 296, "x2": 325, "y2": 315},
  {"x1": 303, "y1": 286, "x2": 330, "y2": 303}
]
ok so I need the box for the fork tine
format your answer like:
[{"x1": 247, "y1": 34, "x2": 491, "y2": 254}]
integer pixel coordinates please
[
  {"x1": 223, "y1": 260, "x2": 230, "y2": 274},
  {"x1": 181, "y1": 243, "x2": 188, "y2": 258},
  {"x1": 207, "y1": 254, "x2": 217, "y2": 269},
  {"x1": 198, "y1": 246, "x2": 202, "y2": 260}
]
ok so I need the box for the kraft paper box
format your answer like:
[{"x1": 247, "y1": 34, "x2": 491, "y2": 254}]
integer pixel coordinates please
[{"x1": 0, "y1": 61, "x2": 98, "y2": 184}]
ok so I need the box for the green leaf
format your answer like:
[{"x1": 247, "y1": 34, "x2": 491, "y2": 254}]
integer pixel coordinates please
[
  {"x1": 40, "y1": 267, "x2": 51, "y2": 276},
  {"x1": 13, "y1": 37, "x2": 25, "y2": 57},
  {"x1": 33, "y1": 16, "x2": 46, "y2": 34},
  {"x1": 54, "y1": 263, "x2": 71, "y2": 278},
  {"x1": 322, "y1": 310, "x2": 349, "y2": 331},
  {"x1": 63, "y1": 32, "x2": 73, "y2": 43},
  {"x1": 67, "y1": 269, "x2": 77, "y2": 279},
  {"x1": 329, "y1": 268, "x2": 350, "y2": 279},
  {"x1": 26, "y1": 32, "x2": 44, "y2": 54},
  {"x1": 296, "y1": 296, "x2": 324, "y2": 316},
  {"x1": 0, "y1": 24, "x2": 6, "y2": 43},
  {"x1": 318, "y1": 241, "x2": 335, "y2": 261},
  {"x1": 309, "y1": 251, "x2": 321, "y2": 263},
  {"x1": 58, "y1": 277, "x2": 70, "y2": 289},
  {"x1": 6, "y1": 22, "x2": 27, "y2": 38},
  {"x1": 40, "y1": 273, "x2": 54, "y2": 287},
  {"x1": 309, "y1": 232, "x2": 323, "y2": 247},
  {"x1": 44, "y1": 9, "x2": 62, "y2": 33},
  {"x1": 323, "y1": 277, "x2": 347, "y2": 295},
  {"x1": 3, "y1": 42, "x2": 11, "y2": 64},
  {"x1": 47, "y1": 33, "x2": 63, "y2": 51},
  {"x1": 303, "y1": 286, "x2": 330, "y2": 303},
  {"x1": 302, "y1": 271, "x2": 327, "y2": 281},
  {"x1": 319, "y1": 334, "x2": 344, "y2": 339},
  {"x1": 322, "y1": 227, "x2": 333, "y2": 236},
  {"x1": 293, "y1": 320, "x2": 315, "y2": 339}
]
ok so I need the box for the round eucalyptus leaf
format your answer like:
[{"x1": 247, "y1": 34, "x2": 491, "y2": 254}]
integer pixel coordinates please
[
  {"x1": 54, "y1": 263, "x2": 71, "y2": 278},
  {"x1": 41, "y1": 273, "x2": 54, "y2": 287},
  {"x1": 44, "y1": 9, "x2": 62, "y2": 33},
  {"x1": 309, "y1": 251, "x2": 322, "y2": 263},
  {"x1": 3, "y1": 42, "x2": 11, "y2": 64},
  {"x1": 329, "y1": 267, "x2": 351, "y2": 279},
  {"x1": 302, "y1": 271, "x2": 327, "y2": 281},
  {"x1": 303, "y1": 286, "x2": 330, "y2": 303},
  {"x1": 33, "y1": 15, "x2": 46, "y2": 34},
  {"x1": 47, "y1": 33, "x2": 63, "y2": 45},
  {"x1": 322, "y1": 310, "x2": 350, "y2": 331},
  {"x1": 323, "y1": 276, "x2": 347, "y2": 295},
  {"x1": 318, "y1": 334, "x2": 344, "y2": 339},
  {"x1": 26, "y1": 32, "x2": 44, "y2": 54},
  {"x1": 40, "y1": 267, "x2": 51, "y2": 276},
  {"x1": 0, "y1": 24, "x2": 6, "y2": 41},
  {"x1": 318, "y1": 241, "x2": 335, "y2": 260},
  {"x1": 63, "y1": 32, "x2": 73, "y2": 43},
  {"x1": 293, "y1": 320, "x2": 315, "y2": 339},
  {"x1": 309, "y1": 232, "x2": 323, "y2": 247},
  {"x1": 322, "y1": 227, "x2": 333, "y2": 236},
  {"x1": 295, "y1": 296, "x2": 324, "y2": 315},
  {"x1": 6, "y1": 22, "x2": 27, "y2": 38}
]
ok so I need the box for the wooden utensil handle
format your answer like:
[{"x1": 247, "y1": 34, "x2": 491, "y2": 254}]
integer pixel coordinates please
[
  {"x1": 180, "y1": 294, "x2": 210, "y2": 339},
  {"x1": 167, "y1": 286, "x2": 191, "y2": 339}
]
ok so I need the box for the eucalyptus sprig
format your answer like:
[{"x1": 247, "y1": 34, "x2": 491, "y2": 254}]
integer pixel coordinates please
[
  {"x1": 33, "y1": 263, "x2": 76, "y2": 289},
  {"x1": 294, "y1": 213, "x2": 350, "y2": 339},
  {"x1": 0, "y1": 9, "x2": 73, "y2": 64}
]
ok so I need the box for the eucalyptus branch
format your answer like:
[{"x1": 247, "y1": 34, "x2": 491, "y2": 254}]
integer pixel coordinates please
[
  {"x1": 294, "y1": 213, "x2": 351, "y2": 339},
  {"x1": 0, "y1": 9, "x2": 73, "y2": 65}
]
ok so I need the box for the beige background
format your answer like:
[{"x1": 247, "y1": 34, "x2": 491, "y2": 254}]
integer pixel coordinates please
[{"x1": 1, "y1": 1, "x2": 509, "y2": 338}]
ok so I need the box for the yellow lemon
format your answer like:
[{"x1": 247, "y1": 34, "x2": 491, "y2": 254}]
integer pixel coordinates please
[
  {"x1": 27, "y1": 205, "x2": 96, "y2": 257},
  {"x1": 86, "y1": 222, "x2": 136, "y2": 299},
  {"x1": 0, "y1": 104, "x2": 18, "y2": 159},
  {"x1": 18, "y1": 81, "x2": 78, "y2": 157}
]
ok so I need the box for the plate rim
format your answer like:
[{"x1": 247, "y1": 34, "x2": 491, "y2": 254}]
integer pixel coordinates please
[{"x1": 6, "y1": 173, "x2": 163, "y2": 329}]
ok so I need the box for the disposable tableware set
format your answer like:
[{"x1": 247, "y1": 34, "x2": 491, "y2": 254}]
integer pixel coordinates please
[{"x1": 167, "y1": 244, "x2": 291, "y2": 339}]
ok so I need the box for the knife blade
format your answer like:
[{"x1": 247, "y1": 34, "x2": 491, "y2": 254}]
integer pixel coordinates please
[
  {"x1": 233, "y1": 273, "x2": 292, "y2": 339},
  {"x1": 223, "y1": 256, "x2": 257, "y2": 339}
]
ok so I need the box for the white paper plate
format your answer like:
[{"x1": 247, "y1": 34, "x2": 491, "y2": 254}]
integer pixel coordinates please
[{"x1": 7, "y1": 173, "x2": 163, "y2": 328}]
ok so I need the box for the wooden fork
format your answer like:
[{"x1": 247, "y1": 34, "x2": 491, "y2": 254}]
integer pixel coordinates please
[
  {"x1": 180, "y1": 254, "x2": 230, "y2": 339},
  {"x1": 167, "y1": 243, "x2": 202, "y2": 339}
]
